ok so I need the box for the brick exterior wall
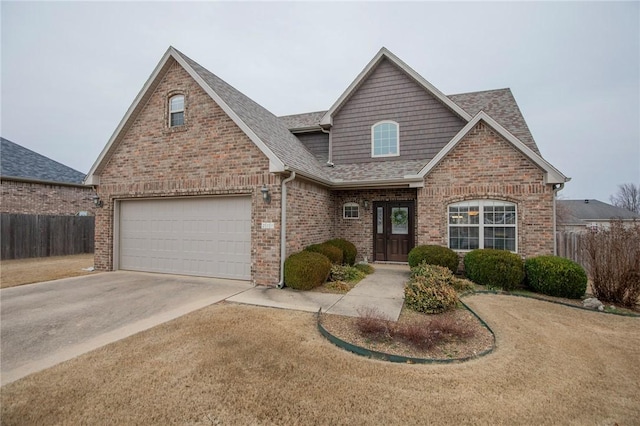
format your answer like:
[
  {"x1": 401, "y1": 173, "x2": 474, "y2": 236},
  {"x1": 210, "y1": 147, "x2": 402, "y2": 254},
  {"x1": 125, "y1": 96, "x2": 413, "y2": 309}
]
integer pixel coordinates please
[
  {"x1": 0, "y1": 179, "x2": 95, "y2": 215},
  {"x1": 94, "y1": 59, "x2": 281, "y2": 285},
  {"x1": 417, "y1": 122, "x2": 555, "y2": 259},
  {"x1": 333, "y1": 188, "x2": 417, "y2": 262},
  {"x1": 286, "y1": 178, "x2": 333, "y2": 255}
]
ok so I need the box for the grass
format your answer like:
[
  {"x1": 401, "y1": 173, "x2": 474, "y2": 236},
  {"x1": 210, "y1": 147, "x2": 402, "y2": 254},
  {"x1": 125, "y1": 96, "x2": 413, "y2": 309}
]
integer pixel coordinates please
[
  {"x1": 2, "y1": 296, "x2": 639, "y2": 424},
  {"x1": 0, "y1": 254, "x2": 94, "y2": 288}
]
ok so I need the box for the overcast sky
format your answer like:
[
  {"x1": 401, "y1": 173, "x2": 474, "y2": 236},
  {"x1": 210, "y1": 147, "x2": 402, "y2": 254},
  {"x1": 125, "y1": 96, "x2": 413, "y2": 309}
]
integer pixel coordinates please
[{"x1": 2, "y1": 1, "x2": 638, "y2": 201}]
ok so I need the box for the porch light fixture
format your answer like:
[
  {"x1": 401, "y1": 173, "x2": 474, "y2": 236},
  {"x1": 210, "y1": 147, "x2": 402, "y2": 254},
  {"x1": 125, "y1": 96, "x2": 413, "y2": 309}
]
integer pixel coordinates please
[
  {"x1": 92, "y1": 195, "x2": 103, "y2": 208},
  {"x1": 363, "y1": 199, "x2": 370, "y2": 209},
  {"x1": 260, "y1": 185, "x2": 271, "y2": 203}
]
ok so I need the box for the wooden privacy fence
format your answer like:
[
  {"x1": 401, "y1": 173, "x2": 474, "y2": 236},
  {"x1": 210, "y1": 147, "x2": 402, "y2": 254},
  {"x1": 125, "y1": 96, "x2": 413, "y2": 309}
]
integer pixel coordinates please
[
  {"x1": 1, "y1": 213, "x2": 94, "y2": 260},
  {"x1": 556, "y1": 231, "x2": 587, "y2": 269}
]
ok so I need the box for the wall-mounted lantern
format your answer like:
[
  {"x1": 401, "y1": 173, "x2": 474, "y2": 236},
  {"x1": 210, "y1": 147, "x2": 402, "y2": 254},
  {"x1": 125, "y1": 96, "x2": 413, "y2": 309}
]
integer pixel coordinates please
[{"x1": 260, "y1": 185, "x2": 271, "y2": 203}]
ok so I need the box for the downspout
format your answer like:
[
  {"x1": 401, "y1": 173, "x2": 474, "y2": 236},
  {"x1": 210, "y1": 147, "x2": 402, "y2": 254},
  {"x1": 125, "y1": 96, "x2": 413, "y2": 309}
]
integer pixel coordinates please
[
  {"x1": 552, "y1": 183, "x2": 565, "y2": 256},
  {"x1": 276, "y1": 171, "x2": 296, "y2": 289}
]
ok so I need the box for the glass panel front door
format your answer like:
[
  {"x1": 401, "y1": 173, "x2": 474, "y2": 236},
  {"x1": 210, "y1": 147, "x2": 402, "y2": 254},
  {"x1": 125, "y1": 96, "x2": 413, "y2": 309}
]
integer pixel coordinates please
[{"x1": 373, "y1": 201, "x2": 414, "y2": 262}]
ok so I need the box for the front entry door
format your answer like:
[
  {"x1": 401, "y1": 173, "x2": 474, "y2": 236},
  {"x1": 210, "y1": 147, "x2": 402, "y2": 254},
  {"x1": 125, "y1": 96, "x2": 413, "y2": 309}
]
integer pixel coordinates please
[{"x1": 374, "y1": 201, "x2": 415, "y2": 262}]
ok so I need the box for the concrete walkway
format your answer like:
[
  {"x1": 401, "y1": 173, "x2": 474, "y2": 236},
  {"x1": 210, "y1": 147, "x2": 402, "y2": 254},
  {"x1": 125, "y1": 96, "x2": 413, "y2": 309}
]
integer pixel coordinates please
[{"x1": 228, "y1": 263, "x2": 409, "y2": 321}]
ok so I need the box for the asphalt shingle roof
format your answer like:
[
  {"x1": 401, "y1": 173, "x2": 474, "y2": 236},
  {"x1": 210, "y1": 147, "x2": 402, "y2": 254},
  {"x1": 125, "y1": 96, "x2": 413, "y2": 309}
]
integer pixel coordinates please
[
  {"x1": 448, "y1": 88, "x2": 540, "y2": 155},
  {"x1": 1, "y1": 137, "x2": 86, "y2": 184},
  {"x1": 279, "y1": 111, "x2": 326, "y2": 131},
  {"x1": 558, "y1": 199, "x2": 640, "y2": 223},
  {"x1": 175, "y1": 50, "x2": 330, "y2": 182}
]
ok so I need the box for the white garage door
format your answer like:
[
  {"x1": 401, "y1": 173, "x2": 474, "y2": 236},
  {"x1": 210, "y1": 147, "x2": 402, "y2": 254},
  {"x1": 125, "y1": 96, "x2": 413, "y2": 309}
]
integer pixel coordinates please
[{"x1": 119, "y1": 197, "x2": 251, "y2": 280}]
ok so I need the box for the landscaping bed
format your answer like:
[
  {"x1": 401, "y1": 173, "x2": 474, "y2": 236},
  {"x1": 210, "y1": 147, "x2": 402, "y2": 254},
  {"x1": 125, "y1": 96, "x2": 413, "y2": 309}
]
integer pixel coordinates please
[{"x1": 320, "y1": 305, "x2": 493, "y2": 361}]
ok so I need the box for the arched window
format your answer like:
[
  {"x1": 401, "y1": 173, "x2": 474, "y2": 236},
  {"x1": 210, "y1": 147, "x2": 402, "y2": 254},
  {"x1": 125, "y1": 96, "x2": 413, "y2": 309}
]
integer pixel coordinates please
[
  {"x1": 448, "y1": 200, "x2": 517, "y2": 252},
  {"x1": 169, "y1": 95, "x2": 185, "y2": 127},
  {"x1": 371, "y1": 121, "x2": 399, "y2": 157},
  {"x1": 343, "y1": 202, "x2": 360, "y2": 219}
]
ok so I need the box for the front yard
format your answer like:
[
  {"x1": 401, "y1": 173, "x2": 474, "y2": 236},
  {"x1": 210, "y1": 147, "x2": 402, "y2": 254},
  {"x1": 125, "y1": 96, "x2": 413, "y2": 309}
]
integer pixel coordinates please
[{"x1": 2, "y1": 295, "x2": 638, "y2": 424}]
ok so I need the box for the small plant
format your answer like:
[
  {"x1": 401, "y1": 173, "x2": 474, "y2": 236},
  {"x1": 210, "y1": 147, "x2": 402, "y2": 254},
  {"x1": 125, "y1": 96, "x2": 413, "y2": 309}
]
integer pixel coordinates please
[
  {"x1": 525, "y1": 256, "x2": 587, "y2": 299},
  {"x1": 284, "y1": 251, "x2": 331, "y2": 290},
  {"x1": 464, "y1": 249, "x2": 524, "y2": 291},
  {"x1": 404, "y1": 275, "x2": 459, "y2": 314},
  {"x1": 325, "y1": 238, "x2": 357, "y2": 265},
  {"x1": 408, "y1": 245, "x2": 459, "y2": 273},
  {"x1": 323, "y1": 281, "x2": 353, "y2": 293},
  {"x1": 355, "y1": 309, "x2": 476, "y2": 351},
  {"x1": 305, "y1": 243, "x2": 343, "y2": 264},
  {"x1": 329, "y1": 265, "x2": 366, "y2": 282},
  {"x1": 355, "y1": 308, "x2": 392, "y2": 339},
  {"x1": 355, "y1": 263, "x2": 375, "y2": 275},
  {"x1": 410, "y1": 263, "x2": 473, "y2": 295},
  {"x1": 582, "y1": 220, "x2": 640, "y2": 307}
]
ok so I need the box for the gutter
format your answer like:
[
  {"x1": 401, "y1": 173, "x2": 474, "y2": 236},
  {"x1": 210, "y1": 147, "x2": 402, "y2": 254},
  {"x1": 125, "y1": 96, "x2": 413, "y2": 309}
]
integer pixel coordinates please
[
  {"x1": 552, "y1": 182, "x2": 566, "y2": 255},
  {"x1": 276, "y1": 171, "x2": 296, "y2": 289}
]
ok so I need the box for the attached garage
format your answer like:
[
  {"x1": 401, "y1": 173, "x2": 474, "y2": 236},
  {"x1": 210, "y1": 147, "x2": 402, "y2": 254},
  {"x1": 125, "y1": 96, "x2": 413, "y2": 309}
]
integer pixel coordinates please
[{"x1": 118, "y1": 196, "x2": 251, "y2": 280}]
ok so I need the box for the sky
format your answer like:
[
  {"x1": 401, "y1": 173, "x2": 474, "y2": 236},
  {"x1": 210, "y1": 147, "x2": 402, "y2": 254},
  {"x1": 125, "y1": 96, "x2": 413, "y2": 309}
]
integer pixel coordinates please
[{"x1": 1, "y1": 1, "x2": 638, "y2": 202}]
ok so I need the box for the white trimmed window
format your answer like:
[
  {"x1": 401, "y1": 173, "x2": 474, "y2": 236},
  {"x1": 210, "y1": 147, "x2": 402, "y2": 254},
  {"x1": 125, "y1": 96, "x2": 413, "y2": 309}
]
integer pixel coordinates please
[
  {"x1": 371, "y1": 121, "x2": 399, "y2": 157},
  {"x1": 448, "y1": 200, "x2": 517, "y2": 252},
  {"x1": 169, "y1": 95, "x2": 185, "y2": 127},
  {"x1": 343, "y1": 202, "x2": 360, "y2": 219}
]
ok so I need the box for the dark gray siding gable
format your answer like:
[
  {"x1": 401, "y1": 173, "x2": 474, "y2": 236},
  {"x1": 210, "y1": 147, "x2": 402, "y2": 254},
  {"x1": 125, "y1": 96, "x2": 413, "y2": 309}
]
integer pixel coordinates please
[
  {"x1": 294, "y1": 132, "x2": 329, "y2": 163},
  {"x1": 331, "y1": 58, "x2": 466, "y2": 164}
]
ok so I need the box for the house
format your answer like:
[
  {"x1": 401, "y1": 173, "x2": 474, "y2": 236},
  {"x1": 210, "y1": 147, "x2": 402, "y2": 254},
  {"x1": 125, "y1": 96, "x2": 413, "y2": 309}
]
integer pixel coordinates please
[
  {"x1": 557, "y1": 199, "x2": 640, "y2": 232},
  {"x1": 85, "y1": 47, "x2": 569, "y2": 286},
  {"x1": 1, "y1": 137, "x2": 95, "y2": 216}
]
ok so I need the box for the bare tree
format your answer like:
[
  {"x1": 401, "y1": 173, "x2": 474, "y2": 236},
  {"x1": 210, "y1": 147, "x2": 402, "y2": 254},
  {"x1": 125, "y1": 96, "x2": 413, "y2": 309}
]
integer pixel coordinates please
[{"x1": 610, "y1": 183, "x2": 640, "y2": 213}]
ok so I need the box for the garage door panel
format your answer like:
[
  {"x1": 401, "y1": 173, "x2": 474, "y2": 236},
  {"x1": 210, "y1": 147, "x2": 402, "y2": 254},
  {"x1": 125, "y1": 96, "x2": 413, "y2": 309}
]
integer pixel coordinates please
[{"x1": 119, "y1": 197, "x2": 251, "y2": 280}]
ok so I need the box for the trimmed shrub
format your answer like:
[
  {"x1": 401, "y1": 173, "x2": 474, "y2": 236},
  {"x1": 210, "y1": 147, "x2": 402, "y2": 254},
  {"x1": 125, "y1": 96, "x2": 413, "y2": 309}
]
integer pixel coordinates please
[
  {"x1": 411, "y1": 262, "x2": 474, "y2": 294},
  {"x1": 405, "y1": 264, "x2": 460, "y2": 313},
  {"x1": 404, "y1": 277, "x2": 459, "y2": 314},
  {"x1": 408, "y1": 245, "x2": 459, "y2": 273},
  {"x1": 284, "y1": 251, "x2": 331, "y2": 290},
  {"x1": 326, "y1": 238, "x2": 357, "y2": 265},
  {"x1": 355, "y1": 263, "x2": 375, "y2": 275},
  {"x1": 525, "y1": 256, "x2": 587, "y2": 299},
  {"x1": 305, "y1": 243, "x2": 343, "y2": 264},
  {"x1": 464, "y1": 249, "x2": 524, "y2": 291},
  {"x1": 329, "y1": 264, "x2": 366, "y2": 282}
]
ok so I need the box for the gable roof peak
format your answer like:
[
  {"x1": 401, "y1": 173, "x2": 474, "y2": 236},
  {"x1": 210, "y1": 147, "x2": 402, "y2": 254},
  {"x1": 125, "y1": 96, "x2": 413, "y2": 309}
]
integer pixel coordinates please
[{"x1": 320, "y1": 47, "x2": 472, "y2": 126}]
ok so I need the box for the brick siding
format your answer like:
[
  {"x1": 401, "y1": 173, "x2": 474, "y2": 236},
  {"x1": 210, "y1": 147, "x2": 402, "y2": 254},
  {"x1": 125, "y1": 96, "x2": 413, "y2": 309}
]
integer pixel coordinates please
[
  {"x1": 417, "y1": 122, "x2": 554, "y2": 258},
  {"x1": 1, "y1": 179, "x2": 95, "y2": 215},
  {"x1": 95, "y1": 59, "x2": 281, "y2": 285},
  {"x1": 286, "y1": 178, "x2": 333, "y2": 255}
]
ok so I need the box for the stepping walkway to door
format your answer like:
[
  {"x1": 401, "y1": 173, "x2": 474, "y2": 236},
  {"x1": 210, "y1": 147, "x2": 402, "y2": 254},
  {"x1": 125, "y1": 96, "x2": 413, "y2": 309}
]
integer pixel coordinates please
[{"x1": 226, "y1": 263, "x2": 409, "y2": 321}]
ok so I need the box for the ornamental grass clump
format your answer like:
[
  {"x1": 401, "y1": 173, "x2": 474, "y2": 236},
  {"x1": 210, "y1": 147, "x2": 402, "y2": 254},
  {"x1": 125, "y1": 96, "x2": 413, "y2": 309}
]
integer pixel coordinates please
[
  {"x1": 525, "y1": 256, "x2": 587, "y2": 299},
  {"x1": 464, "y1": 249, "x2": 524, "y2": 291},
  {"x1": 408, "y1": 245, "x2": 459, "y2": 273},
  {"x1": 329, "y1": 265, "x2": 366, "y2": 282},
  {"x1": 582, "y1": 220, "x2": 640, "y2": 307},
  {"x1": 284, "y1": 251, "x2": 331, "y2": 290}
]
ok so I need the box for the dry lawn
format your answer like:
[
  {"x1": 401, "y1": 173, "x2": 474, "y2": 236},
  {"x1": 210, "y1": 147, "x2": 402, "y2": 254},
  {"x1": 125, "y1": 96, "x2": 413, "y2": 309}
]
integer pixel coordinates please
[
  {"x1": 0, "y1": 254, "x2": 94, "y2": 288},
  {"x1": 2, "y1": 295, "x2": 639, "y2": 425}
]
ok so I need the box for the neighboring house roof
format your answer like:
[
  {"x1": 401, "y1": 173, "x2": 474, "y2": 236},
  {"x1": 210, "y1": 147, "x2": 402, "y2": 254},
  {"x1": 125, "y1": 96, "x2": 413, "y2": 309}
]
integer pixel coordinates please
[
  {"x1": 86, "y1": 46, "x2": 568, "y2": 188},
  {"x1": 558, "y1": 199, "x2": 640, "y2": 224},
  {"x1": 1, "y1": 137, "x2": 86, "y2": 185}
]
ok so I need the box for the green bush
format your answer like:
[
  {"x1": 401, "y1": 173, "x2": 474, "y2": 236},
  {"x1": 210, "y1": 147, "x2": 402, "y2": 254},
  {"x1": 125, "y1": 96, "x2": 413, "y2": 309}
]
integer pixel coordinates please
[
  {"x1": 525, "y1": 256, "x2": 587, "y2": 299},
  {"x1": 355, "y1": 263, "x2": 375, "y2": 275},
  {"x1": 326, "y1": 238, "x2": 357, "y2": 265},
  {"x1": 329, "y1": 265, "x2": 366, "y2": 282},
  {"x1": 405, "y1": 264, "x2": 460, "y2": 313},
  {"x1": 305, "y1": 243, "x2": 343, "y2": 264},
  {"x1": 408, "y1": 245, "x2": 459, "y2": 273},
  {"x1": 284, "y1": 251, "x2": 331, "y2": 290},
  {"x1": 404, "y1": 276, "x2": 459, "y2": 314},
  {"x1": 411, "y1": 263, "x2": 474, "y2": 294},
  {"x1": 464, "y1": 249, "x2": 524, "y2": 291}
]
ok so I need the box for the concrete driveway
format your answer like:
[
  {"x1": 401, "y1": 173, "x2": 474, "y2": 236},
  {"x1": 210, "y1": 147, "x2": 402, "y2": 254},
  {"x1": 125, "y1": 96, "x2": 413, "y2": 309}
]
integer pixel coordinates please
[{"x1": 0, "y1": 271, "x2": 252, "y2": 385}]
